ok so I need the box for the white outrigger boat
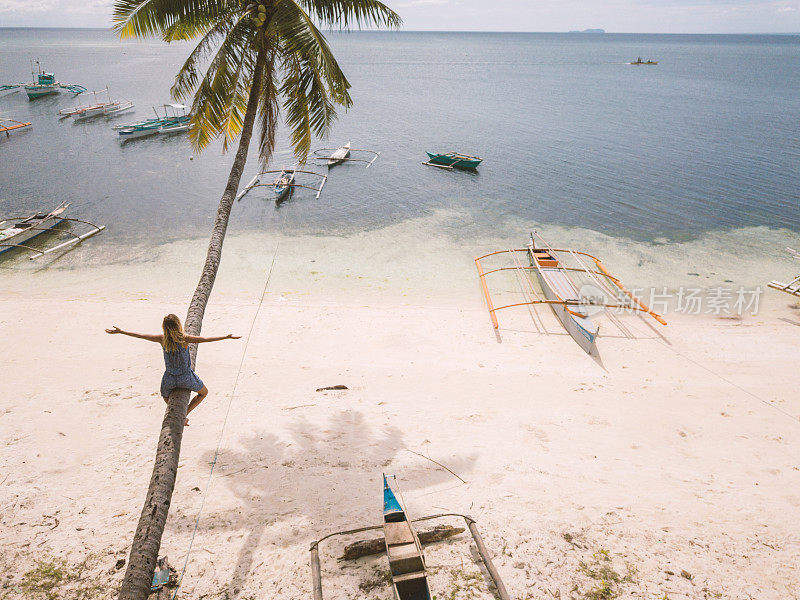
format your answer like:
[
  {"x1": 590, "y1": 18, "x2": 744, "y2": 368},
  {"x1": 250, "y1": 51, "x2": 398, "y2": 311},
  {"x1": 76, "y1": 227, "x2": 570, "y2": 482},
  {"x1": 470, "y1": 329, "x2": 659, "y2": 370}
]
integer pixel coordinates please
[
  {"x1": 311, "y1": 142, "x2": 380, "y2": 168},
  {"x1": 768, "y1": 248, "x2": 800, "y2": 297},
  {"x1": 0, "y1": 203, "x2": 105, "y2": 260},
  {"x1": 0, "y1": 60, "x2": 86, "y2": 100},
  {"x1": 236, "y1": 167, "x2": 327, "y2": 203},
  {"x1": 59, "y1": 87, "x2": 134, "y2": 120},
  {"x1": 475, "y1": 232, "x2": 666, "y2": 354}
]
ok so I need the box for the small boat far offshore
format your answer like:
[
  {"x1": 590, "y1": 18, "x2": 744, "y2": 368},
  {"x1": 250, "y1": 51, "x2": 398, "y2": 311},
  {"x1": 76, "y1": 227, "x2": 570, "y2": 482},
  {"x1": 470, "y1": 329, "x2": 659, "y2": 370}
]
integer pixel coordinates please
[
  {"x1": 423, "y1": 151, "x2": 482, "y2": 170},
  {"x1": 383, "y1": 475, "x2": 432, "y2": 600},
  {"x1": 630, "y1": 57, "x2": 658, "y2": 65}
]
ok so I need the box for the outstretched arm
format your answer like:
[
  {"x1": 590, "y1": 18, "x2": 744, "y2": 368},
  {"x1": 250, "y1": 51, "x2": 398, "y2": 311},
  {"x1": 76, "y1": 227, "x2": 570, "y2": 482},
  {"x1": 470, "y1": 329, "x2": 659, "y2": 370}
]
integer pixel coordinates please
[
  {"x1": 184, "y1": 334, "x2": 241, "y2": 343},
  {"x1": 105, "y1": 326, "x2": 163, "y2": 343}
]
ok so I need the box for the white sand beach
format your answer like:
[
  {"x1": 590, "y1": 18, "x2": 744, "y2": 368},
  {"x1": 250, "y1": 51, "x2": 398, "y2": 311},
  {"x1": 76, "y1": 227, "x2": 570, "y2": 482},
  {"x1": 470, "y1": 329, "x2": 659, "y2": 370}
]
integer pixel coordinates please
[{"x1": 2, "y1": 227, "x2": 799, "y2": 599}]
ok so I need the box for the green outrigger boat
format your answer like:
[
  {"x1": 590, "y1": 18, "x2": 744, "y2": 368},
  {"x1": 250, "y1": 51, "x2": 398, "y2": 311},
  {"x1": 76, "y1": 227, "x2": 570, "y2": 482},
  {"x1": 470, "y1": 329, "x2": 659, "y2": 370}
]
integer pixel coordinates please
[{"x1": 424, "y1": 152, "x2": 482, "y2": 170}]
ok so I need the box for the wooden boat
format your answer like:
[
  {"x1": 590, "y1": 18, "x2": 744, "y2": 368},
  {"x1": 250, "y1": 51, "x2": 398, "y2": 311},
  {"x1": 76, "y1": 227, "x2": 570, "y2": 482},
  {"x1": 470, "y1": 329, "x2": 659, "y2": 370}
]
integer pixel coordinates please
[
  {"x1": 768, "y1": 248, "x2": 800, "y2": 297},
  {"x1": 274, "y1": 169, "x2": 296, "y2": 202},
  {"x1": 0, "y1": 204, "x2": 68, "y2": 256},
  {"x1": 528, "y1": 238, "x2": 599, "y2": 354},
  {"x1": 0, "y1": 119, "x2": 32, "y2": 137},
  {"x1": 0, "y1": 202, "x2": 105, "y2": 259},
  {"x1": 474, "y1": 232, "x2": 666, "y2": 353},
  {"x1": 328, "y1": 141, "x2": 350, "y2": 166},
  {"x1": 383, "y1": 475, "x2": 432, "y2": 600},
  {"x1": 236, "y1": 168, "x2": 327, "y2": 202},
  {"x1": 311, "y1": 142, "x2": 380, "y2": 168},
  {"x1": 630, "y1": 58, "x2": 658, "y2": 65},
  {"x1": 423, "y1": 152, "x2": 482, "y2": 170}
]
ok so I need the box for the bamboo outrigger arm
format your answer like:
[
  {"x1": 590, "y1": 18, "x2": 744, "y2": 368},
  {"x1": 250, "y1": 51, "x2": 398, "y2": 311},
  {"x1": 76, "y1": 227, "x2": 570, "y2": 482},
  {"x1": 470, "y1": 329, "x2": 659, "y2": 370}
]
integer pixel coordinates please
[
  {"x1": 309, "y1": 513, "x2": 511, "y2": 600},
  {"x1": 0, "y1": 119, "x2": 32, "y2": 135},
  {"x1": 767, "y1": 248, "x2": 800, "y2": 297},
  {"x1": 474, "y1": 248, "x2": 667, "y2": 329}
]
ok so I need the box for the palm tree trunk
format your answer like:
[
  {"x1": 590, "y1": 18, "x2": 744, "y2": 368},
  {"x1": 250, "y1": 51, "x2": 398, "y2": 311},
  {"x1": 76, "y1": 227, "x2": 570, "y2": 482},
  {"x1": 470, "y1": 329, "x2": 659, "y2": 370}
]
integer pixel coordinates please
[{"x1": 118, "y1": 45, "x2": 268, "y2": 600}]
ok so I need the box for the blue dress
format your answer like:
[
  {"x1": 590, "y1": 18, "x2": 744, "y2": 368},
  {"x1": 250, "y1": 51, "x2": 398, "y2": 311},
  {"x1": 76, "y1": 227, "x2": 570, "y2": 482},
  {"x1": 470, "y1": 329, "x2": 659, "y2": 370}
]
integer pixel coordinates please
[{"x1": 161, "y1": 344, "x2": 204, "y2": 399}]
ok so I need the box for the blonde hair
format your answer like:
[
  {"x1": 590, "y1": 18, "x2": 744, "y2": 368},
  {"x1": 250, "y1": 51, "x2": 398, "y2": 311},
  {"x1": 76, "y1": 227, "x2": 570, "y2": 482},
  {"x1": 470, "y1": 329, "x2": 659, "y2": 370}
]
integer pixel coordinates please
[{"x1": 162, "y1": 314, "x2": 186, "y2": 352}]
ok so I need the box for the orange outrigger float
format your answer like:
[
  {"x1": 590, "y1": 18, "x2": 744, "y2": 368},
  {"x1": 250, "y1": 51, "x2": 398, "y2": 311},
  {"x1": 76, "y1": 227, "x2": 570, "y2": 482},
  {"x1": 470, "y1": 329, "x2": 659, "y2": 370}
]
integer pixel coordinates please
[
  {"x1": 0, "y1": 119, "x2": 32, "y2": 137},
  {"x1": 475, "y1": 232, "x2": 666, "y2": 353}
]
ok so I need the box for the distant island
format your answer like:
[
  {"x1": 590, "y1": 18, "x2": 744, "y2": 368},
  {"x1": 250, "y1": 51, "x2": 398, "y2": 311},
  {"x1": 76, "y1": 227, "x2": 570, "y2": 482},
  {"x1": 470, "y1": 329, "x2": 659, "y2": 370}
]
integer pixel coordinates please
[{"x1": 568, "y1": 28, "x2": 605, "y2": 34}]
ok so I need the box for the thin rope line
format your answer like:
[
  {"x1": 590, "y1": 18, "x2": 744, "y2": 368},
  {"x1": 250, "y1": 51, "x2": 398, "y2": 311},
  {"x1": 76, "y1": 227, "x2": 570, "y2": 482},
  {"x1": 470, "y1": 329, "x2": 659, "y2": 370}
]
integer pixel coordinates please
[
  {"x1": 171, "y1": 235, "x2": 281, "y2": 598},
  {"x1": 629, "y1": 317, "x2": 800, "y2": 426}
]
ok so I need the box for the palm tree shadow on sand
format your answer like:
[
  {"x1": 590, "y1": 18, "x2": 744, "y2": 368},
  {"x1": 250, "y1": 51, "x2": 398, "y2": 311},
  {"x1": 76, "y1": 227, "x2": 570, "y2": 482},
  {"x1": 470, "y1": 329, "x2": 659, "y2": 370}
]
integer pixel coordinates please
[{"x1": 191, "y1": 409, "x2": 478, "y2": 598}]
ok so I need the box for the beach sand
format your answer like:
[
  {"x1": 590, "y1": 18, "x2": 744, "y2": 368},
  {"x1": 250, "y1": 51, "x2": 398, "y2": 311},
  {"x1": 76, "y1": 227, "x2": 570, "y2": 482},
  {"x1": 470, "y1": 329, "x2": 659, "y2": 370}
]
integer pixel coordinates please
[{"x1": 1, "y1": 228, "x2": 799, "y2": 599}]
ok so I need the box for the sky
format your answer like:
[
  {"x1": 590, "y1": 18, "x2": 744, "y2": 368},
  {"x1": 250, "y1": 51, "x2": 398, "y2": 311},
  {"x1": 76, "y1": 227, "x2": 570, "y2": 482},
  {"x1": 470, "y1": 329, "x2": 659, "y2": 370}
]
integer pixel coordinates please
[{"x1": 0, "y1": 0, "x2": 799, "y2": 33}]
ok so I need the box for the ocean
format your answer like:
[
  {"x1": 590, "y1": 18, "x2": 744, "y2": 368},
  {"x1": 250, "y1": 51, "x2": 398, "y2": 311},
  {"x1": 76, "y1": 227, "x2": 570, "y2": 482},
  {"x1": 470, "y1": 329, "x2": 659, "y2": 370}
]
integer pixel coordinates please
[{"x1": 1, "y1": 29, "x2": 799, "y2": 292}]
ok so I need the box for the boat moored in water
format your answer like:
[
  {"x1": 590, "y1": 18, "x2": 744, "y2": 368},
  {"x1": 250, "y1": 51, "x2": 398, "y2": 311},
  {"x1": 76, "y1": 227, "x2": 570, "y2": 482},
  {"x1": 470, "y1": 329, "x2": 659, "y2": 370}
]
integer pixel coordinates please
[
  {"x1": 311, "y1": 142, "x2": 381, "y2": 168},
  {"x1": 117, "y1": 104, "x2": 189, "y2": 140},
  {"x1": 236, "y1": 167, "x2": 327, "y2": 202},
  {"x1": 0, "y1": 60, "x2": 87, "y2": 100},
  {"x1": 0, "y1": 202, "x2": 105, "y2": 260},
  {"x1": 423, "y1": 151, "x2": 482, "y2": 170}
]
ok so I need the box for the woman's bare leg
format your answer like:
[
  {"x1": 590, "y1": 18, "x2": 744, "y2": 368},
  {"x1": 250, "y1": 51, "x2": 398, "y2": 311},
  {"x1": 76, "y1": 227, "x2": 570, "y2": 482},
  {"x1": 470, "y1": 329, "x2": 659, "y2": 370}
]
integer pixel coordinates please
[{"x1": 185, "y1": 386, "x2": 209, "y2": 425}]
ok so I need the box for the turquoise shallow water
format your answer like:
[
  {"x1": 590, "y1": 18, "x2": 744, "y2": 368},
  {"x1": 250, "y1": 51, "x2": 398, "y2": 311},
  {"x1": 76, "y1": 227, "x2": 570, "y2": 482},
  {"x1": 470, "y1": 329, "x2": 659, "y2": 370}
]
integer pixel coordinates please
[{"x1": 0, "y1": 29, "x2": 799, "y2": 256}]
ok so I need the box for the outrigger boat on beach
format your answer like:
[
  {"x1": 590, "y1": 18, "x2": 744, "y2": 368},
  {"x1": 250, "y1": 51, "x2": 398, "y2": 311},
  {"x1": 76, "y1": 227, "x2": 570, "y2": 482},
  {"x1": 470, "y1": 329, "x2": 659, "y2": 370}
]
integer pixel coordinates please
[
  {"x1": 0, "y1": 119, "x2": 32, "y2": 137},
  {"x1": 236, "y1": 168, "x2": 327, "y2": 202},
  {"x1": 768, "y1": 248, "x2": 800, "y2": 297},
  {"x1": 383, "y1": 475, "x2": 432, "y2": 600},
  {"x1": 311, "y1": 141, "x2": 381, "y2": 168},
  {"x1": 0, "y1": 202, "x2": 105, "y2": 260},
  {"x1": 423, "y1": 151, "x2": 482, "y2": 170},
  {"x1": 475, "y1": 232, "x2": 666, "y2": 353},
  {"x1": 309, "y1": 475, "x2": 513, "y2": 600},
  {"x1": 0, "y1": 60, "x2": 86, "y2": 100}
]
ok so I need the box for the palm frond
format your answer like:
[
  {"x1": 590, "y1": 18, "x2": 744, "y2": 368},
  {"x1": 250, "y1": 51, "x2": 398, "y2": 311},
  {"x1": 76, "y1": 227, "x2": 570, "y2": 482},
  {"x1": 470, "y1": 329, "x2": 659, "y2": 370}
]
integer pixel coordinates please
[
  {"x1": 186, "y1": 18, "x2": 257, "y2": 151},
  {"x1": 112, "y1": 0, "x2": 237, "y2": 40},
  {"x1": 274, "y1": 0, "x2": 351, "y2": 105},
  {"x1": 296, "y1": 0, "x2": 401, "y2": 29},
  {"x1": 171, "y1": 17, "x2": 237, "y2": 100}
]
